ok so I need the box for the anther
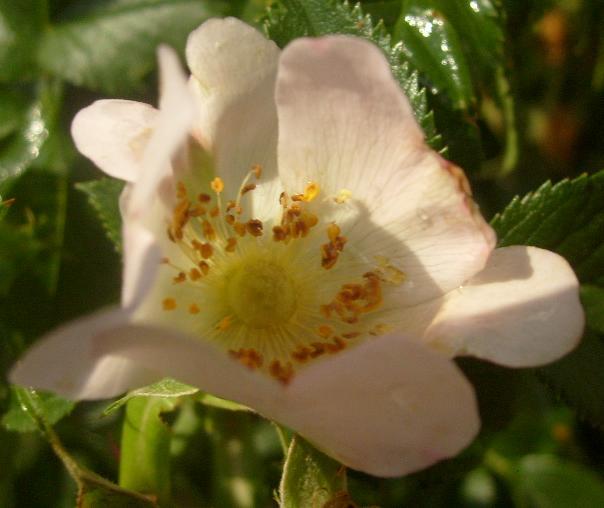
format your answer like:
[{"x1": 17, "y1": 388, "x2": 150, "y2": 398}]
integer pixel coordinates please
[
  {"x1": 173, "y1": 272, "x2": 186, "y2": 284},
  {"x1": 216, "y1": 316, "x2": 232, "y2": 331},
  {"x1": 246, "y1": 219, "x2": 263, "y2": 237},
  {"x1": 251, "y1": 164, "x2": 262, "y2": 179},
  {"x1": 188, "y1": 303, "x2": 200, "y2": 314},
  {"x1": 241, "y1": 183, "x2": 256, "y2": 195},
  {"x1": 199, "y1": 261, "x2": 210, "y2": 275},
  {"x1": 211, "y1": 177, "x2": 224, "y2": 193},
  {"x1": 334, "y1": 189, "x2": 352, "y2": 204},
  {"x1": 162, "y1": 298, "x2": 176, "y2": 311},
  {"x1": 189, "y1": 268, "x2": 202, "y2": 281},
  {"x1": 225, "y1": 237, "x2": 237, "y2": 252}
]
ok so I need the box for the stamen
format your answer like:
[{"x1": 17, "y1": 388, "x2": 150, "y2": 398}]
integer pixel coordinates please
[
  {"x1": 189, "y1": 268, "x2": 202, "y2": 281},
  {"x1": 173, "y1": 272, "x2": 186, "y2": 284},
  {"x1": 269, "y1": 360, "x2": 294, "y2": 384},
  {"x1": 251, "y1": 163, "x2": 263, "y2": 179},
  {"x1": 246, "y1": 219, "x2": 263, "y2": 237},
  {"x1": 162, "y1": 298, "x2": 177, "y2": 311},
  {"x1": 230, "y1": 348, "x2": 263, "y2": 369},
  {"x1": 188, "y1": 303, "x2": 200, "y2": 314},
  {"x1": 225, "y1": 237, "x2": 237, "y2": 252},
  {"x1": 211, "y1": 177, "x2": 224, "y2": 193},
  {"x1": 216, "y1": 316, "x2": 232, "y2": 331},
  {"x1": 334, "y1": 189, "x2": 352, "y2": 204}
]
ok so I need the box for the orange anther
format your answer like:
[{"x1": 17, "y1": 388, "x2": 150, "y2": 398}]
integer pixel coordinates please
[
  {"x1": 225, "y1": 237, "x2": 237, "y2": 252},
  {"x1": 189, "y1": 268, "x2": 202, "y2": 281},
  {"x1": 162, "y1": 298, "x2": 176, "y2": 311},
  {"x1": 246, "y1": 219, "x2": 263, "y2": 237},
  {"x1": 211, "y1": 177, "x2": 224, "y2": 193}
]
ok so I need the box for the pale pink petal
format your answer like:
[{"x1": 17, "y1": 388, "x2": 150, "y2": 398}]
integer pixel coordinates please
[
  {"x1": 186, "y1": 17, "x2": 281, "y2": 219},
  {"x1": 71, "y1": 100, "x2": 157, "y2": 182},
  {"x1": 10, "y1": 308, "x2": 283, "y2": 405},
  {"x1": 9, "y1": 308, "x2": 157, "y2": 399},
  {"x1": 122, "y1": 46, "x2": 196, "y2": 306},
  {"x1": 276, "y1": 36, "x2": 494, "y2": 304},
  {"x1": 122, "y1": 223, "x2": 162, "y2": 309},
  {"x1": 127, "y1": 45, "x2": 196, "y2": 219},
  {"x1": 423, "y1": 246, "x2": 584, "y2": 367},
  {"x1": 277, "y1": 334, "x2": 480, "y2": 477}
]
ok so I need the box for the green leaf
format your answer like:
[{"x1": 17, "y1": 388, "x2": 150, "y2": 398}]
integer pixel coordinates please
[
  {"x1": 394, "y1": 1, "x2": 475, "y2": 109},
  {"x1": 0, "y1": 87, "x2": 28, "y2": 139},
  {"x1": 0, "y1": 79, "x2": 61, "y2": 188},
  {"x1": 119, "y1": 396, "x2": 179, "y2": 505},
  {"x1": 279, "y1": 435, "x2": 350, "y2": 508},
  {"x1": 491, "y1": 170, "x2": 604, "y2": 427},
  {"x1": 0, "y1": 0, "x2": 48, "y2": 82},
  {"x1": 264, "y1": 0, "x2": 443, "y2": 149},
  {"x1": 77, "y1": 178, "x2": 124, "y2": 252},
  {"x1": 78, "y1": 480, "x2": 158, "y2": 508},
  {"x1": 103, "y1": 378, "x2": 198, "y2": 415},
  {"x1": 1, "y1": 386, "x2": 74, "y2": 433},
  {"x1": 491, "y1": 170, "x2": 604, "y2": 285},
  {"x1": 537, "y1": 331, "x2": 604, "y2": 428},
  {"x1": 197, "y1": 393, "x2": 250, "y2": 412},
  {"x1": 361, "y1": 0, "x2": 403, "y2": 30},
  {"x1": 0, "y1": 219, "x2": 41, "y2": 296},
  {"x1": 513, "y1": 455, "x2": 604, "y2": 507},
  {"x1": 580, "y1": 285, "x2": 604, "y2": 335},
  {"x1": 38, "y1": 0, "x2": 229, "y2": 94}
]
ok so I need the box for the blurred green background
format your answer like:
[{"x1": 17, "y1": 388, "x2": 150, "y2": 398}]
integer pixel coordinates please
[{"x1": 1, "y1": 0, "x2": 603, "y2": 506}]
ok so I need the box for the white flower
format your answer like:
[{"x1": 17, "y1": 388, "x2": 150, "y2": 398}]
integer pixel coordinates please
[{"x1": 11, "y1": 18, "x2": 584, "y2": 477}]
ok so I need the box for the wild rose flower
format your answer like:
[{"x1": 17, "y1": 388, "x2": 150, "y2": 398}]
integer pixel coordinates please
[{"x1": 11, "y1": 18, "x2": 584, "y2": 476}]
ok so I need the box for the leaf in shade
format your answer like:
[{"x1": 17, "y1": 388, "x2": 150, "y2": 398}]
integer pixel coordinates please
[
  {"x1": 580, "y1": 285, "x2": 604, "y2": 335},
  {"x1": 513, "y1": 455, "x2": 604, "y2": 507},
  {"x1": 37, "y1": 0, "x2": 230, "y2": 94},
  {"x1": 0, "y1": 0, "x2": 47, "y2": 82},
  {"x1": 491, "y1": 170, "x2": 604, "y2": 428},
  {"x1": 264, "y1": 0, "x2": 443, "y2": 150},
  {"x1": 491, "y1": 170, "x2": 604, "y2": 286},
  {"x1": 1, "y1": 386, "x2": 74, "y2": 433},
  {"x1": 77, "y1": 178, "x2": 124, "y2": 252}
]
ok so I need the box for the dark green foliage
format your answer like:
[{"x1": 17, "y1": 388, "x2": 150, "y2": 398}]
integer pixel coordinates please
[
  {"x1": 264, "y1": 0, "x2": 443, "y2": 149},
  {"x1": 492, "y1": 171, "x2": 604, "y2": 285},
  {"x1": 77, "y1": 178, "x2": 124, "y2": 252}
]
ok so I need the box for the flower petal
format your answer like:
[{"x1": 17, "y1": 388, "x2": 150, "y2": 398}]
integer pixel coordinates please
[
  {"x1": 186, "y1": 18, "x2": 281, "y2": 219},
  {"x1": 127, "y1": 45, "x2": 196, "y2": 218},
  {"x1": 71, "y1": 100, "x2": 157, "y2": 182},
  {"x1": 11, "y1": 307, "x2": 284, "y2": 405},
  {"x1": 9, "y1": 308, "x2": 157, "y2": 399},
  {"x1": 423, "y1": 246, "x2": 584, "y2": 367},
  {"x1": 122, "y1": 46, "x2": 196, "y2": 307},
  {"x1": 278, "y1": 334, "x2": 479, "y2": 477},
  {"x1": 275, "y1": 36, "x2": 494, "y2": 304}
]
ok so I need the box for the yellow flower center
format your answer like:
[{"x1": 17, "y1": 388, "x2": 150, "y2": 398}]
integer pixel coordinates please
[
  {"x1": 154, "y1": 164, "x2": 405, "y2": 384},
  {"x1": 226, "y1": 257, "x2": 297, "y2": 328}
]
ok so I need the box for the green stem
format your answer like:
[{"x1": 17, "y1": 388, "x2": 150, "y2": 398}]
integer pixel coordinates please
[
  {"x1": 17, "y1": 388, "x2": 156, "y2": 506},
  {"x1": 119, "y1": 397, "x2": 174, "y2": 506}
]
